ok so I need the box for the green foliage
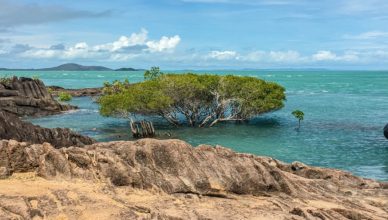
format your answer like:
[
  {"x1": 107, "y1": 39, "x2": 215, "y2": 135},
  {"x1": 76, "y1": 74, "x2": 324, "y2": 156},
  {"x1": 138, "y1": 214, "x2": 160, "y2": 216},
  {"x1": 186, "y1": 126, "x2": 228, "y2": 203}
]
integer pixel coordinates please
[
  {"x1": 47, "y1": 88, "x2": 53, "y2": 94},
  {"x1": 32, "y1": 75, "x2": 40, "y2": 80},
  {"x1": 99, "y1": 73, "x2": 286, "y2": 127},
  {"x1": 144, "y1": 66, "x2": 163, "y2": 80},
  {"x1": 0, "y1": 75, "x2": 12, "y2": 85},
  {"x1": 102, "y1": 79, "x2": 131, "y2": 95},
  {"x1": 292, "y1": 109, "x2": 304, "y2": 129},
  {"x1": 58, "y1": 92, "x2": 72, "y2": 102}
]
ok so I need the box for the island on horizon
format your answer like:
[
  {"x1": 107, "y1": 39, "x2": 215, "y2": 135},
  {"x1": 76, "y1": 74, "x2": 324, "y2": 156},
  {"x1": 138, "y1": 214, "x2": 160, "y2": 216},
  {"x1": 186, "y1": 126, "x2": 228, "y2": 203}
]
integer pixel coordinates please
[{"x1": 0, "y1": 63, "x2": 144, "y2": 71}]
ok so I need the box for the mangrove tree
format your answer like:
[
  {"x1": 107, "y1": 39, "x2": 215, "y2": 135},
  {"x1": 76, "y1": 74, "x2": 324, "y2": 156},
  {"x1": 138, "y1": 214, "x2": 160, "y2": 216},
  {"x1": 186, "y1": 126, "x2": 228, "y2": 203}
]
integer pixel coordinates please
[{"x1": 99, "y1": 72, "x2": 286, "y2": 127}]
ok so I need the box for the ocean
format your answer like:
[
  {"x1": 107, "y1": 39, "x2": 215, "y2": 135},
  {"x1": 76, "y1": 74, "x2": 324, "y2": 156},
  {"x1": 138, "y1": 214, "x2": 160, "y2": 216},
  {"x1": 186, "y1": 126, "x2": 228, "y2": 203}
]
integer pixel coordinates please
[{"x1": 1, "y1": 70, "x2": 387, "y2": 181}]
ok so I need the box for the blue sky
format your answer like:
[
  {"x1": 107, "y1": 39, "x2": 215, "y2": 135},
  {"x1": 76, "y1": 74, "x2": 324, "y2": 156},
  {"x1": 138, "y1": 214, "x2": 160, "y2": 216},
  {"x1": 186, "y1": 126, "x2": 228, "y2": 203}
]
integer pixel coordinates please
[{"x1": 1, "y1": 0, "x2": 388, "y2": 69}]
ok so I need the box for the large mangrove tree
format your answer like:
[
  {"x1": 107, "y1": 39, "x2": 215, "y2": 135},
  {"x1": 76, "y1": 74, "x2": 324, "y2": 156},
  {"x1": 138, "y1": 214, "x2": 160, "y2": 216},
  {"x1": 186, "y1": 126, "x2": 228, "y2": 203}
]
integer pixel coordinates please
[{"x1": 99, "y1": 70, "x2": 286, "y2": 127}]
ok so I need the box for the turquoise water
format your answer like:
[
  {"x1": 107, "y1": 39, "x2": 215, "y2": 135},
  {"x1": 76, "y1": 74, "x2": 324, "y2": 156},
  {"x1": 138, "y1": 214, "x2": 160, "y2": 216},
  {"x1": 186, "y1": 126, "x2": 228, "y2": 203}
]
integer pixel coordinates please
[{"x1": 1, "y1": 70, "x2": 388, "y2": 181}]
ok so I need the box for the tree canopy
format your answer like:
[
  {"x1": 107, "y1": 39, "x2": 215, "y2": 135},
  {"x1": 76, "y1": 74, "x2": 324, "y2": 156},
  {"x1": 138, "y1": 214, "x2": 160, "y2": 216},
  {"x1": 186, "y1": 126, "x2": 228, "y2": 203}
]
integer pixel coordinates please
[{"x1": 99, "y1": 72, "x2": 286, "y2": 127}]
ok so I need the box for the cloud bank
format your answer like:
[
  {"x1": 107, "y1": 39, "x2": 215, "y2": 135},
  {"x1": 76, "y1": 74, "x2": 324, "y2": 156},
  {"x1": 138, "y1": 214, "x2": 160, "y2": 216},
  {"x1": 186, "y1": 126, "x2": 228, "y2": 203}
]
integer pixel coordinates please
[{"x1": 11, "y1": 29, "x2": 181, "y2": 61}]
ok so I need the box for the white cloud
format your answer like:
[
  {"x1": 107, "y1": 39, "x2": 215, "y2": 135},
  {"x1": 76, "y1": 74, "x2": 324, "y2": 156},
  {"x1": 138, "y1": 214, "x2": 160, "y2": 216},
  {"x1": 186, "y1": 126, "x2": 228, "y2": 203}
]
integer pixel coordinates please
[
  {"x1": 312, "y1": 50, "x2": 337, "y2": 61},
  {"x1": 312, "y1": 50, "x2": 359, "y2": 62},
  {"x1": 146, "y1": 35, "x2": 181, "y2": 52},
  {"x1": 208, "y1": 50, "x2": 238, "y2": 60},
  {"x1": 94, "y1": 28, "x2": 148, "y2": 52},
  {"x1": 269, "y1": 50, "x2": 302, "y2": 62},
  {"x1": 16, "y1": 29, "x2": 181, "y2": 60},
  {"x1": 240, "y1": 51, "x2": 266, "y2": 62},
  {"x1": 22, "y1": 49, "x2": 59, "y2": 58}
]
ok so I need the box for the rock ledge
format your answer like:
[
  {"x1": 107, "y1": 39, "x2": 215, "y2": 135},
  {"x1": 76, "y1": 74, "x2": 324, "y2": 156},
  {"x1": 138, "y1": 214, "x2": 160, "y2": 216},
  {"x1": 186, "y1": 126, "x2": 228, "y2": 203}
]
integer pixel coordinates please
[{"x1": 0, "y1": 139, "x2": 387, "y2": 219}]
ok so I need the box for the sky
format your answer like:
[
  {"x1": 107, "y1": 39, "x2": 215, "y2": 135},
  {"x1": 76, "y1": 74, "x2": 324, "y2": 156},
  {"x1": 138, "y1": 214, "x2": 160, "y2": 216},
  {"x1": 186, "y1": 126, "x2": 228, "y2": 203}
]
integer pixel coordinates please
[{"x1": 1, "y1": 0, "x2": 388, "y2": 69}]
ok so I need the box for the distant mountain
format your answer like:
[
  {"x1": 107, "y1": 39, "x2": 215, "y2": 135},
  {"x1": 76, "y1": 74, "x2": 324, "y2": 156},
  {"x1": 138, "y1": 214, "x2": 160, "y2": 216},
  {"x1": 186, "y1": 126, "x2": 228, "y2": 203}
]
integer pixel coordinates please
[
  {"x1": 115, "y1": 67, "x2": 144, "y2": 71},
  {"x1": 0, "y1": 63, "x2": 143, "y2": 71},
  {"x1": 41, "y1": 63, "x2": 112, "y2": 71}
]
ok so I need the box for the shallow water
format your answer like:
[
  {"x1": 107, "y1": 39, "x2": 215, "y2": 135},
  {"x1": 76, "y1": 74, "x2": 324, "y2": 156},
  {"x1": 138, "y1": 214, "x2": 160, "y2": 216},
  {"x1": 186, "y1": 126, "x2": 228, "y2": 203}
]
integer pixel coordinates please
[{"x1": 1, "y1": 70, "x2": 388, "y2": 180}]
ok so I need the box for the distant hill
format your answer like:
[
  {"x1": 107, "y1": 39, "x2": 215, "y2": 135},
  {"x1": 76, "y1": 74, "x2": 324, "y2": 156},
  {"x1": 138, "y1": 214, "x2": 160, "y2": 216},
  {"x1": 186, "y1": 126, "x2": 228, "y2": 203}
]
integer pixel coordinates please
[
  {"x1": 41, "y1": 63, "x2": 112, "y2": 71},
  {"x1": 0, "y1": 63, "x2": 143, "y2": 71},
  {"x1": 115, "y1": 67, "x2": 144, "y2": 71}
]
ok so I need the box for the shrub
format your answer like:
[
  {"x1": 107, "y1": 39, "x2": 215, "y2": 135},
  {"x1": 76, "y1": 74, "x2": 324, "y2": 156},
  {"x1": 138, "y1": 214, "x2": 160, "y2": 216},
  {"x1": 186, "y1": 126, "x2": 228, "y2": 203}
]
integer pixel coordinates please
[
  {"x1": 144, "y1": 66, "x2": 163, "y2": 80},
  {"x1": 58, "y1": 92, "x2": 72, "y2": 102}
]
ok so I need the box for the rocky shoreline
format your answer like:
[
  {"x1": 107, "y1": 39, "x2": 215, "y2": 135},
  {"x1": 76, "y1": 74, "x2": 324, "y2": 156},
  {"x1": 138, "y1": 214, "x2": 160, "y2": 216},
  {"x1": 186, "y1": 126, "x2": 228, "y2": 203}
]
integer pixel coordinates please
[
  {"x1": 0, "y1": 139, "x2": 387, "y2": 219},
  {"x1": 47, "y1": 85, "x2": 102, "y2": 97},
  {"x1": 0, "y1": 77, "x2": 95, "y2": 147},
  {"x1": 0, "y1": 77, "x2": 76, "y2": 117},
  {"x1": 0, "y1": 111, "x2": 95, "y2": 147}
]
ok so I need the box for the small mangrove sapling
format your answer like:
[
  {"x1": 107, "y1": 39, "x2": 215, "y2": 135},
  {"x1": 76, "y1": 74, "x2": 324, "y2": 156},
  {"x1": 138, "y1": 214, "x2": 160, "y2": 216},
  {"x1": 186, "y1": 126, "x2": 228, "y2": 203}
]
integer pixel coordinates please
[{"x1": 292, "y1": 110, "x2": 304, "y2": 130}]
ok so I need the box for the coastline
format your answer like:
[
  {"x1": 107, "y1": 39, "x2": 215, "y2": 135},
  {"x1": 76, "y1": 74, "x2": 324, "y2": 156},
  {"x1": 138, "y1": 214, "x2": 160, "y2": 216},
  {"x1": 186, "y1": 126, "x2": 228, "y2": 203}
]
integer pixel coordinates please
[
  {"x1": 0, "y1": 138, "x2": 387, "y2": 219},
  {"x1": 47, "y1": 86, "x2": 102, "y2": 97}
]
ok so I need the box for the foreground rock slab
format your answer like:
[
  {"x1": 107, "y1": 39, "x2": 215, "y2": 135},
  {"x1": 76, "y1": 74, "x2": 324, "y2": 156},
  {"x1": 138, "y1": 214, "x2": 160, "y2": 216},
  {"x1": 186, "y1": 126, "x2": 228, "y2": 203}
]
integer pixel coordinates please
[
  {"x1": 0, "y1": 139, "x2": 387, "y2": 219},
  {"x1": 0, "y1": 77, "x2": 75, "y2": 116}
]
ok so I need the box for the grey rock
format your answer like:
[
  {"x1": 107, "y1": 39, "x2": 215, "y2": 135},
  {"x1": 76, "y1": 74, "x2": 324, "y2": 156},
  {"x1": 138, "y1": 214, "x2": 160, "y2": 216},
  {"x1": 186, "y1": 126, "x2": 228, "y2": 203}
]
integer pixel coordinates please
[
  {"x1": 0, "y1": 76, "x2": 76, "y2": 117},
  {"x1": 0, "y1": 111, "x2": 95, "y2": 148},
  {"x1": 47, "y1": 86, "x2": 102, "y2": 97}
]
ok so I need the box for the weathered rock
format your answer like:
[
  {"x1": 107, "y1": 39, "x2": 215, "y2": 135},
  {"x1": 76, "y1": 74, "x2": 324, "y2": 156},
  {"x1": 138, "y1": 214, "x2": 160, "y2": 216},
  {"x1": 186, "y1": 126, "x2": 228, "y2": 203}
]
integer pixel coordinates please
[
  {"x1": 384, "y1": 123, "x2": 388, "y2": 139},
  {"x1": 0, "y1": 139, "x2": 387, "y2": 219},
  {"x1": 0, "y1": 111, "x2": 95, "y2": 148},
  {"x1": 47, "y1": 85, "x2": 102, "y2": 97},
  {"x1": 0, "y1": 77, "x2": 76, "y2": 117}
]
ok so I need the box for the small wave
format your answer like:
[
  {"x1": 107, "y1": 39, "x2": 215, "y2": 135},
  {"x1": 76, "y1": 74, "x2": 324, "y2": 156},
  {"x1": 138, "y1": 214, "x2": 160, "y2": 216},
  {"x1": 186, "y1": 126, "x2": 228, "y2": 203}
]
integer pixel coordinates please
[
  {"x1": 321, "y1": 90, "x2": 329, "y2": 93},
  {"x1": 62, "y1": 109, "x2": 99, "y2": 114},
  {"x1": 62, "y1": 109, "x2": 81, "y2": 114},
  {"x1": 97, "y1": 75, "x2": 105, "y2": 78},
  {"x1": 77, "y1": 109, "x2": 99, "y2": 113}
]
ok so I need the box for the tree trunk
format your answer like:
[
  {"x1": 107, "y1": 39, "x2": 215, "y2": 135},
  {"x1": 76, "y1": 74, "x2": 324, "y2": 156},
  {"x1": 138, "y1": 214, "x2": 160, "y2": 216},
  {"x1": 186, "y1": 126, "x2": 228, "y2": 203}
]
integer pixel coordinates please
[{"x1": 130, "y1": 120, "x2": 156, "y2": 138}]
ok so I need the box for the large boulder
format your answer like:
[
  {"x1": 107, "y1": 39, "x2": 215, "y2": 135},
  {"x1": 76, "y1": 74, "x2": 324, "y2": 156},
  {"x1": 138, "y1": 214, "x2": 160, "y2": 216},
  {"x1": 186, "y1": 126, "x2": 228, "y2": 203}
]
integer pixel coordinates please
[
  {"x1": 0, "y1": 110, "x2": 95, "y2": 148},
  {"x1": 0, "y1": 139, "x2": 387, "y2": 219},
  {"x1": 384, "y1": 124, "x2": 388, "y2": 139},
  {"x1": 0, "y1": 77, "x2": 76, "y2": 117}
]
